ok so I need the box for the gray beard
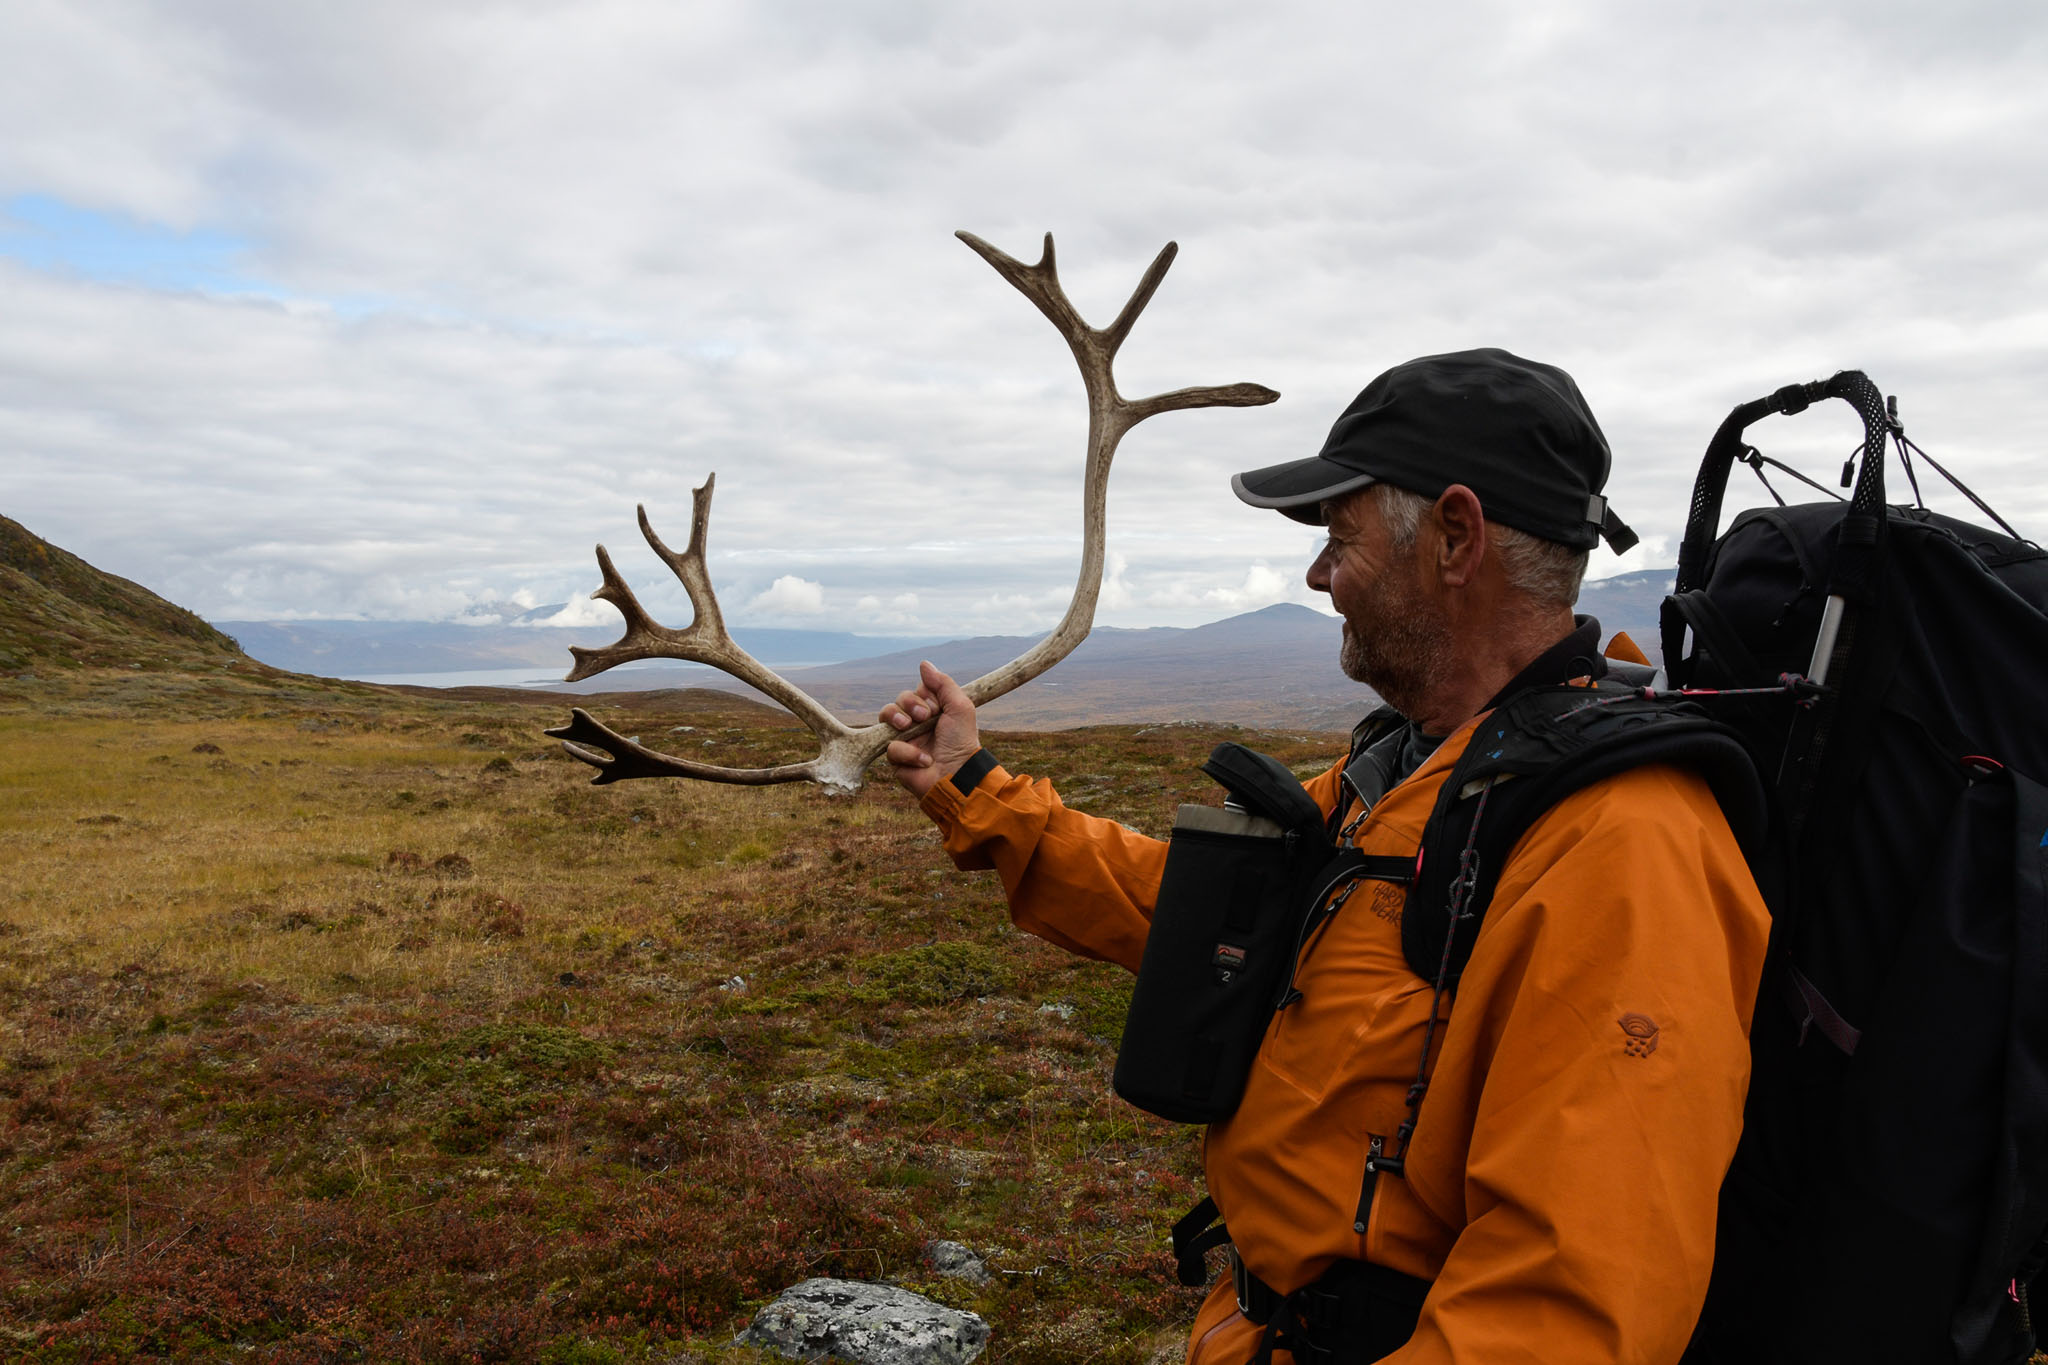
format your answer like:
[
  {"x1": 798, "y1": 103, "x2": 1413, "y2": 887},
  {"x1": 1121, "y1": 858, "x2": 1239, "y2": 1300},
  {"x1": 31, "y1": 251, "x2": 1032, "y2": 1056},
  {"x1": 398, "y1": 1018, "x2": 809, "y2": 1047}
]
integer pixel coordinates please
[{"x1": 1339, "y1": 610, "x2": 1452, "y2": 718}]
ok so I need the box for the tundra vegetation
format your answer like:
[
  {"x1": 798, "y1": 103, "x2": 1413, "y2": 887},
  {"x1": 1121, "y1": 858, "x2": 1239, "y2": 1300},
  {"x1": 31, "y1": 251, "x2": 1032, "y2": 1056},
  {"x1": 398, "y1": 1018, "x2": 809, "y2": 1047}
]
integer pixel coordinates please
[{"x1": 0, "y1": 650, "x2": 1337, "y2": 1363}]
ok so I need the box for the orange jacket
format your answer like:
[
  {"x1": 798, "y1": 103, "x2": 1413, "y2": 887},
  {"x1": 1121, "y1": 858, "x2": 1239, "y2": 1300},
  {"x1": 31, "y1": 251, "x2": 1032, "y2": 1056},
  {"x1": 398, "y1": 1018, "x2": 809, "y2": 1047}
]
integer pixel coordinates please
[{"x1": 918, "y1": 691, "x2": 1770, "y2": 1365}]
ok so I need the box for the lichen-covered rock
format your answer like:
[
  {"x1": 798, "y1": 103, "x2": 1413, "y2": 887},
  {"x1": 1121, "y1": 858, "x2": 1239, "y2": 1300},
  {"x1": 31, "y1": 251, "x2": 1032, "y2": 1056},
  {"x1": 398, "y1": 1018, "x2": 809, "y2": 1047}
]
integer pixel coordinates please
[
  {"x1": 921, "y1": 1239, "x2": 989, "y2": 1284},
  {"x1": 744, "y1": 1279, "x2": 989, "y2": 1365}
]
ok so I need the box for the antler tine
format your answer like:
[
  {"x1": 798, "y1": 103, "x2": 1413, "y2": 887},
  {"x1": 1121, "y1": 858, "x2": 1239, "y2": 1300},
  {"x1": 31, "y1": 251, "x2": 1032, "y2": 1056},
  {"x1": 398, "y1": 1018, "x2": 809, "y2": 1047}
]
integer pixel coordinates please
[
  {"x1": 572, "y1": 543, "x2": 663, "y2": 670},
  {"x1": 634, "y1": 481, "x2": 724, "y2": 638},
  {"x1": 1124, "y1": 381, "x2": 1281, "y2": 423},
  {"x1": 953, "y1": 231, "x2": 1091, "y2": 353},
  {"x1": 565, "y1": 479, "x2": 719, "y2": 683},
  {"x1": 1101, "y1": 241, "x2": 1177, "y2": 359},
  {"x1": 566, "y1": 478, "x2": 810, "y2": 704},
  {"x1": 546, "y1": 708, "x2": 822, "y2": 787}
]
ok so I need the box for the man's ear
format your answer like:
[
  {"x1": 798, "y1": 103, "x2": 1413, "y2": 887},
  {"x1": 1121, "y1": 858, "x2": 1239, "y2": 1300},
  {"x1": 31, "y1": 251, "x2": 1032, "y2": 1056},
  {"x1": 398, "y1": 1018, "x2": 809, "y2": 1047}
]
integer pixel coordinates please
[{"x1": 1431, "y1": 484, "x2": 1488, "y2": 587}]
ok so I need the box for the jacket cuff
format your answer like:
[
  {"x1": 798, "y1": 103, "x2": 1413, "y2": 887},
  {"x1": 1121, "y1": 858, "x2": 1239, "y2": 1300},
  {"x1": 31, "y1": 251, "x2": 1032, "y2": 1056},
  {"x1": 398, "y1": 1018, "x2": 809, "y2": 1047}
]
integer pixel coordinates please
[
  {"x1": 917, "y1": 760, "x2": 1013, "y2": 872},
  {"x1": 950, "y1": 747, "x2": 999, "y2": 796},
  {"x1": 919, "y1": 775, "x2": 966, "y2": 824}
]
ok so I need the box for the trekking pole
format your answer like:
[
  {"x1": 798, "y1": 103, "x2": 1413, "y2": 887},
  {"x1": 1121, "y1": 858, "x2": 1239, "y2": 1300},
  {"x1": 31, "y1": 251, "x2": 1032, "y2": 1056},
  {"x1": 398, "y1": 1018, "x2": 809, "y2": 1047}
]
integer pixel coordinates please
[{"x1": 1805, "y1": 599, "x2": 1847, "y2": 687}]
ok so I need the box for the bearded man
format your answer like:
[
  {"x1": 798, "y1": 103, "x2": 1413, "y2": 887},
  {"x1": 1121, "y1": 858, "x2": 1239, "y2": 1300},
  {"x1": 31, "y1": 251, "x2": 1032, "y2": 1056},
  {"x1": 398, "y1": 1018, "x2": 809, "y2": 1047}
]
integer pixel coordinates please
[{"x1": 882, "y1": 349, "x2": 1769, "y2": 1365}]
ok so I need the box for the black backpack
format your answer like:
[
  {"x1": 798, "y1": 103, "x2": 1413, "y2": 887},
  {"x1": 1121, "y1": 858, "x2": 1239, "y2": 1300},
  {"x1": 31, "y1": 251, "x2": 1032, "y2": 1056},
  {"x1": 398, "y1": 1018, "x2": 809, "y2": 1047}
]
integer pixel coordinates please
[
  {"x1": 1645, "y1": 371, "x2": 2048, "y2": 1364},
  {"x1": 1396, "y1": 371, "x2": 2047, "y2": 1363}
]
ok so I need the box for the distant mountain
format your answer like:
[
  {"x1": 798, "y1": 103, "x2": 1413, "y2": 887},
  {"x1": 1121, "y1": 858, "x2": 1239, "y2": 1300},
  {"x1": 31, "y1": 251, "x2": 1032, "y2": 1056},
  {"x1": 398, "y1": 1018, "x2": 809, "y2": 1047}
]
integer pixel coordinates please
[
  {"x1": 0, "y1": 514, "x2": 243, "y2": 673},
  {"x1": 1573, "y1": 569, "x2": 1675, "y2": 664},
  {"x1": 0, "y1": 515, "x2": 1677, "y2": 732},
  {"x1": 746, "y1": 603, "x2": 1366, "y2": 730},
  {"x1": 570, "y1": 603, "x2": 1363, "y2": 731},
  {"x1": 665, "y1": 570, "x2": 1677, "y2": 732},
  {"x1": 214, "y1": 616, "x2": 943, "y2": 678}
]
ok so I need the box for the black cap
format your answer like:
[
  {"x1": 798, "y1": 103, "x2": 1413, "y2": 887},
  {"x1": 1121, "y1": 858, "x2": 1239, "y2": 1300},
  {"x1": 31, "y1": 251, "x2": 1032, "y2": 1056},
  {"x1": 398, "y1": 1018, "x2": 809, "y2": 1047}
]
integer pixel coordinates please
[{"x1": 1232, "y1": 347, "x2": 1637, "y2": 553}]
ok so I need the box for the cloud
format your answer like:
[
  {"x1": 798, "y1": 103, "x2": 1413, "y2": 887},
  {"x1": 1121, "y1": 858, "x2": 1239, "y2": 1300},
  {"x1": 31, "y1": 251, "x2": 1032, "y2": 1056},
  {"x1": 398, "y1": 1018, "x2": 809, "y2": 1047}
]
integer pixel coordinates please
[
  {"x1": 1124, "y1": 558, "x2": 1310, "y2": 614},
  {"x1": 0, "y1": 0, "x2": 2045, "y2": 641},
  {"x1": 1594, "y1": 533, "x2": 1673, "y2": 583},
  {"x1": 1204, "y1": 563, "x2": 1293, "y2": 612},
  {"x1": 750, "y1": 575, "x2": 826, "y2": 616},
  {"x1": 854, "y1": 590, "x2": 921, "y2": 627},
  {"x1": 528, "y1": 595, "x2": 620, "y2": 630},
  {"x1": 1100, "y1": 551, "x2": 1134, "y2": 611}
]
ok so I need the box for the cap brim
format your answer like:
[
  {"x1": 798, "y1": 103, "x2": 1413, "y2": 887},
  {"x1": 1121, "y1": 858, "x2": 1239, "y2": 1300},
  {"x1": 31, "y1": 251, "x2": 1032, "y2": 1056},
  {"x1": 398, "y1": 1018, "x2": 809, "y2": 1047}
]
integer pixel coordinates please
[{"x1": 1231, "y1": 457, "x2": 1377, "y2": 525}]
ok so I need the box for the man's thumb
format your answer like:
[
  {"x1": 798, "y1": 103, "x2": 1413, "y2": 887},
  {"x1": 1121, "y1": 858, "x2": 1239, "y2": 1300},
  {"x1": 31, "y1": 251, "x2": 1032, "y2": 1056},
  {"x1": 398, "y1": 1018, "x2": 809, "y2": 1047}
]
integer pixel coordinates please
[{"x1": 920, "y1": 659, "x2": 963, "y2": 709}]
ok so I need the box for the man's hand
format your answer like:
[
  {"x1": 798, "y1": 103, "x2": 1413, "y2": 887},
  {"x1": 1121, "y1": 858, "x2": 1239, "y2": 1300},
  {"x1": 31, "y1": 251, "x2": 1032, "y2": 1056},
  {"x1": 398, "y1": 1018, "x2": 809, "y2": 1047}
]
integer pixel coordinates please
[{"x1": 880, "y1": 661, "x2": 981, "y2": 799}]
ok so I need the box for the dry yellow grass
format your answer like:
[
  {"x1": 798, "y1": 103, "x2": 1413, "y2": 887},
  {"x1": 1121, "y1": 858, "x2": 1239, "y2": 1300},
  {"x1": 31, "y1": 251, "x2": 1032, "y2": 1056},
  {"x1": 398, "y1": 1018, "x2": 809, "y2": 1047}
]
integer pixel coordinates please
[
  {"x1": 0, "y1": 672, "x2": 1339, "y2": 1360},
  {"x1": 0, "y1": 709, "x2": 847, "y2": 1000}
]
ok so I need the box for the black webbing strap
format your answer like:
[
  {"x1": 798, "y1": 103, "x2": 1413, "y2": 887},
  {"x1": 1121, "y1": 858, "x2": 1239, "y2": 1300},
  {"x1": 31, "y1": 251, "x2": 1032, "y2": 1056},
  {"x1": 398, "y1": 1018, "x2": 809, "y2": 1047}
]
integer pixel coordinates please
[
  {"x1": 1238, "y1": 1252, "x2": 1431, "y2": 1364},
  {"x1": 1172, "y1": 1195, "x2": 1229, "y2": 1287},
  {"x1": 1344, "y1": 853, "x2": 1417, "y2": 886},
  {"x1": 1780, "y1": 962, "x2": 1863, "y2": 1056},
  {"x1": 1277, "y1": 852, "x2": 1415, "y2": 1012}
]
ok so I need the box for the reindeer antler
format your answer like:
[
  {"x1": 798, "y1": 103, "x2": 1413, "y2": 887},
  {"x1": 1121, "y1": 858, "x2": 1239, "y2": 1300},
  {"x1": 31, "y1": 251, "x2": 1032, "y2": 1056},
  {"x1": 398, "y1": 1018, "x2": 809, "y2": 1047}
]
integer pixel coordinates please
[{"x1": 547, "y1": 231, "x2": 1278, "y2": 794}]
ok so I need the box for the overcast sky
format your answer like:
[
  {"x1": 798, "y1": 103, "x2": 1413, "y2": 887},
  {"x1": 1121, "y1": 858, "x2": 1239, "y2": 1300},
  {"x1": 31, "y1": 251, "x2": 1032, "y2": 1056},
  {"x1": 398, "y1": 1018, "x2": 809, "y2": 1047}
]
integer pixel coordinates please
[{"x1": 4, "y1": 1, "x2": 2045, "y2": 651}]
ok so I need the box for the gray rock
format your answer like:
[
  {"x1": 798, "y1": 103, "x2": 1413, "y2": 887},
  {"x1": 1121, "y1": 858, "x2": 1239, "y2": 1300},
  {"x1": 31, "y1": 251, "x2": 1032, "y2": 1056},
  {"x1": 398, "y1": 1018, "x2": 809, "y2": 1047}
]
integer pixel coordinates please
[
  {"x1": 744, "y1": 1279, "x2": 989, "y2": 1365},
  {"x1": 922, "y1": 1239, "x2": 989, "y2": 1284}
]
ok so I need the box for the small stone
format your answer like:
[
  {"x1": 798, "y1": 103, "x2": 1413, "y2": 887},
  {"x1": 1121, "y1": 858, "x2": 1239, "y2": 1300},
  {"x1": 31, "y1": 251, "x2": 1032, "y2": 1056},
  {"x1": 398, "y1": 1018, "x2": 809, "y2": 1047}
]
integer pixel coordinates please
[
  {"x1": 720, "y1": 975, "x2": 747, "y2": 993},
  {"x1": 1036, "y1": 1002, "x2": 1075, "y2": 1021},
  {"x1": 922, "y1": 1239, "x2": 989, "y2": 1284},
  {"x1": 745, "y1": 1279, "x2": 988, "y2": 1365}
]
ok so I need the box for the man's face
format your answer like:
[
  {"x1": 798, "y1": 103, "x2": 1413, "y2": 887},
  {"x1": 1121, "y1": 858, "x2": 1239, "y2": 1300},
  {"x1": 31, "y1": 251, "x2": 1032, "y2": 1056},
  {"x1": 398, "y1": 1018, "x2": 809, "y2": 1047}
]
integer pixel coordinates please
[{"x1": 1305, "y1": 487, "x2": 1451, "y2": 716}]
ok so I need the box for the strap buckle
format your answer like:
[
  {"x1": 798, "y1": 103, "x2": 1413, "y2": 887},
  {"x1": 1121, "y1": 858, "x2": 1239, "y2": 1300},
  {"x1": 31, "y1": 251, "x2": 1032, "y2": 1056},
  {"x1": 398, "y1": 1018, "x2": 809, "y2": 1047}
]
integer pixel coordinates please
[{"x1": 1231, "y1": 1248, "x2": 1282, "y2": 1324}]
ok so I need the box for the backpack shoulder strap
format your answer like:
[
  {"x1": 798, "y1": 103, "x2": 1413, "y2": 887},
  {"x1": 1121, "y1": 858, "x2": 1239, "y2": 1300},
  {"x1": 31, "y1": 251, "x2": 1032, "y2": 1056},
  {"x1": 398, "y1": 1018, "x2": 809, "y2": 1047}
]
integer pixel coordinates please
[
  {"x1": 1349, "y1": 702, "x2": 1407, "y2": 755},
  {"x1": 1401, "y1": 683, "x2": 1767, "y2": 988},
  {"x1": 1328, "y1": 703, "x2": 1412, "y2": 841}
]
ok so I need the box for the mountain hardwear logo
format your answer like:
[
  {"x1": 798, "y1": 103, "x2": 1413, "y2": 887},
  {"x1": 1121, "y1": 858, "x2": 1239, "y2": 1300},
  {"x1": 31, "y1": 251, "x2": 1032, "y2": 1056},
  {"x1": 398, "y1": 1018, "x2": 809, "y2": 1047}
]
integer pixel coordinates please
[
  {"x1": 1618, "y1": 1013, "x2": 1660, "y2": 1057},
  {"x1": 1368, "y1": 882, "x2": 1405, "y2": 925}
]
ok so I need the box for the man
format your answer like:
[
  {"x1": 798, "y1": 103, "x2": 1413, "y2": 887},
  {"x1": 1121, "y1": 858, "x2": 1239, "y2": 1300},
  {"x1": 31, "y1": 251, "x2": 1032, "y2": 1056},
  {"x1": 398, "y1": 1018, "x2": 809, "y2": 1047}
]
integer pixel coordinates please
[{"x1": 881, "y1": 349, "x2": 1770, "y2": 1365}]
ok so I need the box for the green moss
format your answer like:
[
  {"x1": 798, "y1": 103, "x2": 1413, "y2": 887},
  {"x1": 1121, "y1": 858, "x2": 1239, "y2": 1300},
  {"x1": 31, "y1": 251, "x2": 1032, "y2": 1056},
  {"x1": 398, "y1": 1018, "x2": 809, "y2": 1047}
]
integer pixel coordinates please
[
  {"x1": 431, "y1": 1098, "x2": 512, "y2": 1154},
  {"x1": 863, "y1": 941, "x2": 1014, "y2": 1005},
  {"x1": 540, "y1": 1337, "x2": 629, "y2": 1364},
  {"x1": 448, "y1": 1023, "x2": 610, "y2": 1078},
  {"x1": 1063, "y1": 968, "x2": 1136, "y2": 1043},
  {"x1": 304, "y1": 1167, "x2": 362, "y2": 1200}
]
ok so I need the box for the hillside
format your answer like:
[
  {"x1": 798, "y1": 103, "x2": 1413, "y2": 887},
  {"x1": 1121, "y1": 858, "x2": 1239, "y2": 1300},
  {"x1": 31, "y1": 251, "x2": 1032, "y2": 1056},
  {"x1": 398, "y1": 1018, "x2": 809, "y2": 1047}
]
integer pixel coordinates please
[
  {"x1": 681, "y1": 569, "x2": 1673, "y2": 732},
  {"x1": 765, "y1": 603, "x2": 1372, "y2": 731},
  {"x1": 0, "y1": 513, "x2": 244, "y2": 672},
  {"x1": 0, "y1": 520, "x2": 803, "y2": 734}
]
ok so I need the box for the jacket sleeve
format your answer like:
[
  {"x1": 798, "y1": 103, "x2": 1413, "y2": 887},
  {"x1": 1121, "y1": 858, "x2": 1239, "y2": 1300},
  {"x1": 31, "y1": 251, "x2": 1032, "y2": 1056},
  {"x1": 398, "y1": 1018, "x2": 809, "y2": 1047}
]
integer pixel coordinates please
[
  {"x1": 919, "y1": 757, "x2": 1347, "y2": 974},
  {"x1": 1389, "y1": 763, "x2": 1770, "y2": 1365}
]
